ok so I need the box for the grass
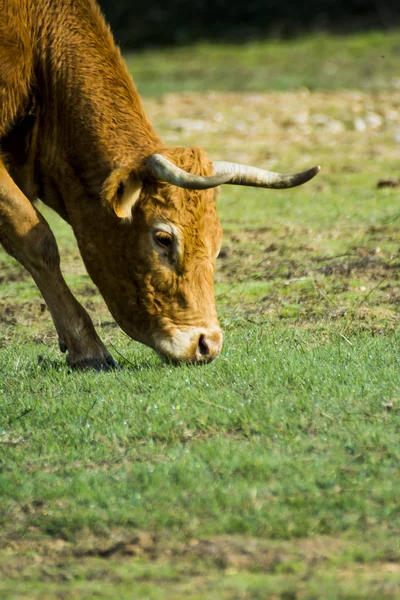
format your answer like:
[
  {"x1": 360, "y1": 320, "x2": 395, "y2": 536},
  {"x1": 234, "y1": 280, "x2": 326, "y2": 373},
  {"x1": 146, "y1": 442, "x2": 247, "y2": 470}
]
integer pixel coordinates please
[
  {"x1": 128, "y1": 30, "x2": 400, "y2": 96},
  {"x1": 1, "y1": 30, "x2": 400, "y2": 599},
  {"x1": 1, "y1": 330, "x2": 400, "y2": 535}
]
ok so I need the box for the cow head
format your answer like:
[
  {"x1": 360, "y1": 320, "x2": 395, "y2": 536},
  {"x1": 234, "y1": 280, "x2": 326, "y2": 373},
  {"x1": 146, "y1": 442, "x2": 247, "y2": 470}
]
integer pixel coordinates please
[{"x1": 92, "y1": 146, "x2": 319, "y2": 364}]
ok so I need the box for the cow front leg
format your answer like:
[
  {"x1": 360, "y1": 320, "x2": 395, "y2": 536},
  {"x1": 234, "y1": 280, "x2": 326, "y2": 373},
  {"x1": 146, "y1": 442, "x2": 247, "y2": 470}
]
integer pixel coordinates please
[{"x1": 0, "y1": 161, "x2": 117, "y2": 370}]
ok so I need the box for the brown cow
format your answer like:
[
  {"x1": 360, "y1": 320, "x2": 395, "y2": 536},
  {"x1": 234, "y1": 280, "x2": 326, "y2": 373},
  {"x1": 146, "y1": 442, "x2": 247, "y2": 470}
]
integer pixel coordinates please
[{"x1": 0, "y1": 0, "x2": 320, "y2": 370}]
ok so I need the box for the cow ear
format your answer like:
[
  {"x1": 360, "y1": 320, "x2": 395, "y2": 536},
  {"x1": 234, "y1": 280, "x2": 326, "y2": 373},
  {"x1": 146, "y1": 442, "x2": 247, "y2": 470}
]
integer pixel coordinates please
[
  {"x1": 113, "y1": 174, "x2": 142, "y2": 219},
  {"x1": 102, "y1": 168, "x2": 142, "y2": 219}
]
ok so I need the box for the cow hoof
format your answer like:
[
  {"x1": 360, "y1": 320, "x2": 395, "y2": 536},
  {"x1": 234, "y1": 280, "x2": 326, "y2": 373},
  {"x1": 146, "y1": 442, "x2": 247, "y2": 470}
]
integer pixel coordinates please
[
  {"x1": 67, "y1": 353, "x2": 120, "y2": 372},
  {"x1": 105, "y1": 354, "x2": 121, "y2": 371},
  {"x1": 90, "y1": 355, "x2": 120, "y2": 372}
]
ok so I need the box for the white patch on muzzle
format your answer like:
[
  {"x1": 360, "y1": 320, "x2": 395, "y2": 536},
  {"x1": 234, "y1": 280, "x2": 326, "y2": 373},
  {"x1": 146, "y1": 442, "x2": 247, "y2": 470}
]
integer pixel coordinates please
[{"x1": 154, "y1": 327, "x2": 223, "y2": 363}]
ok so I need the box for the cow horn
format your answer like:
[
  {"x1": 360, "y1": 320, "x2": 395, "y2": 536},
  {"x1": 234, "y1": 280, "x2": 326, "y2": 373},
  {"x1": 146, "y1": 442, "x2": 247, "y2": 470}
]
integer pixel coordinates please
[
  {"x1": 212, "y1": 161, "x2": 321, "y2": 189},
  {"x1": 147, "y1": 154, "x2": 232, "y2": 189},
  {"x1": 147, "y1": 153, "x2": 320, "y2": 190}
]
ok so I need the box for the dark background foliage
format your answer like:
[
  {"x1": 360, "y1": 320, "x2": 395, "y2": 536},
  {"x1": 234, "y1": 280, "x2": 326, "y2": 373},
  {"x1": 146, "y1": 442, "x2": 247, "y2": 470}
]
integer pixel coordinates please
[{"x1": 98, "y1": 0, "x2": 399, "y2": 49}]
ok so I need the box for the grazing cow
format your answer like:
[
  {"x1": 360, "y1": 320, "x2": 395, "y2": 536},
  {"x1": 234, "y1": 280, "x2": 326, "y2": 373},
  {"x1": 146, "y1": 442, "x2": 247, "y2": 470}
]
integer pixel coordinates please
[{"x1": 0, "y1": 0, "x2": 320, "y2": 370}]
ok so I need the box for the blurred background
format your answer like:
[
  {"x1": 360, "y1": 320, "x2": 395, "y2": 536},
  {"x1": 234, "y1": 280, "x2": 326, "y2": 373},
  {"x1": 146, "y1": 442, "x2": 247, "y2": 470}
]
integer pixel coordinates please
[{"x1": 99, "y1": 0, "x2": 399, "y2": 49}]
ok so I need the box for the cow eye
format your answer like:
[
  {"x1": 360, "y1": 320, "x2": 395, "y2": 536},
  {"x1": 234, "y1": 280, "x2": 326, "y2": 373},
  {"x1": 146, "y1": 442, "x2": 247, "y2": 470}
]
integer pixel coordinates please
[{"x1": 153, "y1": 230, "x2": 174, "y2": 253}]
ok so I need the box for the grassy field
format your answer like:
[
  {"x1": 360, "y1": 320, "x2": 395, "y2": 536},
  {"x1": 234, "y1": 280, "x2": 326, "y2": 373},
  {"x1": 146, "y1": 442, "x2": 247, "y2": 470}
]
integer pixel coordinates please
[
  {"x1": 1, "y1": 31, "x2": 400, "y2": 598},
  {"x1": 128, "y1": 30, "x2": 400, "y2": 96}
]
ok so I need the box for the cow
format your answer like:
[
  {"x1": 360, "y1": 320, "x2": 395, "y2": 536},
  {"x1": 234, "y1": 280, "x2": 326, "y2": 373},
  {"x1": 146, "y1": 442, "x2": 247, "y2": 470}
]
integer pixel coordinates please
[{"x1": 0, "y1": 0, "x2": 320, "y2": 370}]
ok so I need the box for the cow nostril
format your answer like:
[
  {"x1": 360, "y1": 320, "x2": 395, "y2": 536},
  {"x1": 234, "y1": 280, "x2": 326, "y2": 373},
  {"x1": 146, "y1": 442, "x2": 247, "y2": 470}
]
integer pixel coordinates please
[{"x1": 198, "y1": 334, "x2": 210, "y2": 356}]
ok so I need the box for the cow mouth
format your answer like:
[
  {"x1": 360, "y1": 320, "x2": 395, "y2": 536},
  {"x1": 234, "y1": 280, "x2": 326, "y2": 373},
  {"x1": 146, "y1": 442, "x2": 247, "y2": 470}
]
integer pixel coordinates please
[{"x1": 158, "y1": 353, "x2": 215, "y2": 366}]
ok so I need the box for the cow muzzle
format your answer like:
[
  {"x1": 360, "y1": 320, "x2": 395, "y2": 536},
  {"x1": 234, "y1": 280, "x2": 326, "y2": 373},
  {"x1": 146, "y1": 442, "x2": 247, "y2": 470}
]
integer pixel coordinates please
[{"x1": 154, "y1": 327, "x2": 223, "y2": 364}]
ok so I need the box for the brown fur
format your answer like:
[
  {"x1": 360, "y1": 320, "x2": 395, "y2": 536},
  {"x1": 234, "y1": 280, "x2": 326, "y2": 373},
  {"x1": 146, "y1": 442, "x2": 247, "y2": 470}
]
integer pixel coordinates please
[{"x1": 0, "y1": 0, "x2": 223, "y2": 367}]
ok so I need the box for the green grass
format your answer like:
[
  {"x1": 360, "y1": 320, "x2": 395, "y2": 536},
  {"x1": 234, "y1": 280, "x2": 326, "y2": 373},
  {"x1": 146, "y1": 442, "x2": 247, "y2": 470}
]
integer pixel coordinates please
[
  {"x1": 1, "y1": 31, "x2": 400, "y2": 598},
  {"x1": 128, "y1": 30, "x2": 400, "y2": 96},
  {"x1": 1, "y1": 328, "x2": 400, "y2": 536},
  {"x1": 1, "y1": 327, "x2": 400, "y2": 597}
]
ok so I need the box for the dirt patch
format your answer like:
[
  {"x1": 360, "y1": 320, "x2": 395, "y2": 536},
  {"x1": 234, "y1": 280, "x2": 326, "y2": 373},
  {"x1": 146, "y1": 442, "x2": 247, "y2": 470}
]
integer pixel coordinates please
[
  {"x1": 316, "y1": 256, "x2": 399, "y2": 278},
  {"x1": 377, "y1": 179, "x2": 400, "y2": 189},
  {"x1": 0, "y1": 301, "x2": 48, "y2": 325},
  {"x1": 143, "y1": 90, "x2": 400, "y2": 189},
  {"x1": 0, "y1": 531, "x2": 351, "y2": 578},
  {"x1": 0, "y1": 304, "x2": 18, "y2": 325},
  {"x1": 217, "y1": 244, "x2": 398, "y2": 285},
  {"x1": 180, "y1": 535, "x2": 348, "y2": 572},
  {"x1": 5, "y1": 529, "x2": 398, "y2": 592},
  {"x1": 73, "y1": 530, "x2": 157, "y2": 560},
  {"x1": 77, "y1": 284, "x2": 99, "y2": 297},
  {"x1": 0, "y1": 271, "x2": 29, "y2": 285}
]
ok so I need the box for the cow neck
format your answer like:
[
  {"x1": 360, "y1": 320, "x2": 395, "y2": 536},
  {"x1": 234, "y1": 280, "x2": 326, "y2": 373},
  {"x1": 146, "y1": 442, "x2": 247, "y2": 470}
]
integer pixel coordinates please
[{"x1": 32, "y1": 0, "x2": 161, "y2": 202}]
